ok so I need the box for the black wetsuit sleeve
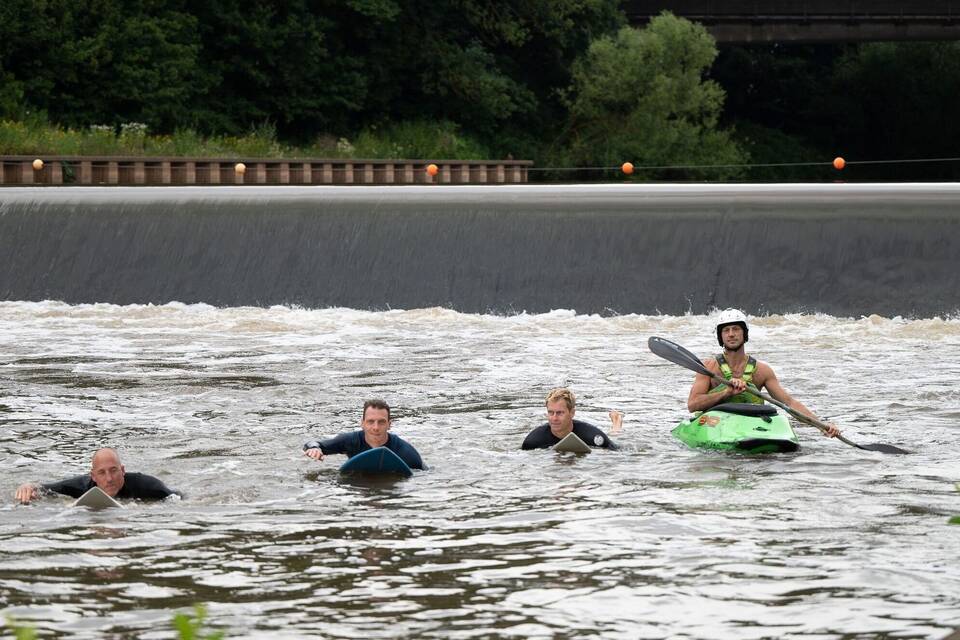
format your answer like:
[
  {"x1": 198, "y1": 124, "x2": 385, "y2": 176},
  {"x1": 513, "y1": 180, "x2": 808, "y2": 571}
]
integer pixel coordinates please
[
  {"x1": 573, "y1": 421, "x2": 620, "y2": 450},
  {"x1": 41, "y1": 475, "x2": 93, "y2": 499},
  {"x1": 521, "y1": 424, "x2": 558, "y2": 450},
  {"x1": 118, "y1": 473, "x2": 179, "y2": 500},
  {"x1": 303, "y1": 432, "x2": 358, "y2": 456},
  {"x1": 390, "y1": 436, "x2": 425, "y2": 470}
]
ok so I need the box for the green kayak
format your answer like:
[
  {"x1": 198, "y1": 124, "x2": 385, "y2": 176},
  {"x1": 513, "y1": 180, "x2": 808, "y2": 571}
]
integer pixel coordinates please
[{"x1": 673, "y1": 403, "x2": 800, "y2": 453}]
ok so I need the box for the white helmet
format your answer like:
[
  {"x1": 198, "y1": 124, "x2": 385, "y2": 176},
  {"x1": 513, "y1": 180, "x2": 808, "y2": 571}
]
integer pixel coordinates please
[{"x1": 716, "y1": 309, "x2": 748, "y2": 346}]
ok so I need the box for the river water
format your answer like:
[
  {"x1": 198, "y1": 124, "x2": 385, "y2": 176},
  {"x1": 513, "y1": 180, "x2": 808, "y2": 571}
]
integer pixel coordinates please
[{"x1": 1, "y1": 302, "x2": 958, "y2": 639}]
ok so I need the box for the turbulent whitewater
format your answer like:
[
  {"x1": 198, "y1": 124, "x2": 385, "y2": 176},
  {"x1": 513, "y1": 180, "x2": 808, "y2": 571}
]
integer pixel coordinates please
[{"x1": 1, "y1": 302, "x2": 958, "y2": 638}]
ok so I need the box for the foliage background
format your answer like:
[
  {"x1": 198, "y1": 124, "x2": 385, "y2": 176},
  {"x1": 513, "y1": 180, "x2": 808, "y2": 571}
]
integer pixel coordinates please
[{"x1": 2, "y1": 0, "x2": 959, "y2": 180}]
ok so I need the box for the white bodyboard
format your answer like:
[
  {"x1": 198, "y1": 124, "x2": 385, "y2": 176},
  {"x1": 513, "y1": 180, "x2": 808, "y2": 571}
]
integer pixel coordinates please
[
  {"x1": 554, "y1": 432, "x2": 592, "y2": 454},
  {"x1": 72, "y1": 486, "x2": 123, "y2": 510}
]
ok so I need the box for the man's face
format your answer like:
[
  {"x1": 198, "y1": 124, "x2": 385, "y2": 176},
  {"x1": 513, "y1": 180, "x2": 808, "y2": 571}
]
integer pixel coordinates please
[
  {"x1": 546, "y1": 400, "x2": 574, "y2": 433},
  {"x1": 91, "y1": 452, "x2": 125, "y2": 497},
  {"x1": 361, "y1": 407, "x2": 391, "y2": 444},
  {"x1": 721, "y1": 324, "x2": 745, "y2": 351}
]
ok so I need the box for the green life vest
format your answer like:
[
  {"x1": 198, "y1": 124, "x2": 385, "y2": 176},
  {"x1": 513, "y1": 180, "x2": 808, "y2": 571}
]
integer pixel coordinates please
[{"x1": 709, "y1": 354, "x2": 763, "y2": 404}]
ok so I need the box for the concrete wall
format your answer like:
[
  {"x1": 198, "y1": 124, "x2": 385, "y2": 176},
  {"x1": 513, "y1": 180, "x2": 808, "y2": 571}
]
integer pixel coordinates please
[{"x1": 1, "y1": 184, "x2": 958, "y2": 317}]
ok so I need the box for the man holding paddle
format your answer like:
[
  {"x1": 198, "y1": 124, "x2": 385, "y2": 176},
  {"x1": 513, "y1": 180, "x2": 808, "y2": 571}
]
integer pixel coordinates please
[
  {"x1": 15, "y1": 447, "x2": 180, "y2": 504},
  {"x1": 686, "y1": 309, "x2": 841, "y2": 438}
]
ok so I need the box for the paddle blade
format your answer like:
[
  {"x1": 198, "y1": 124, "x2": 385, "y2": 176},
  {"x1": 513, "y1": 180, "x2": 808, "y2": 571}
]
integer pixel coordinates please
[
  {"x1": 648, "y1": 336, "x2": 713, "y2": 377},
  {"x1": 857, "y1": 442, "x2": 911, "y2": 455}
]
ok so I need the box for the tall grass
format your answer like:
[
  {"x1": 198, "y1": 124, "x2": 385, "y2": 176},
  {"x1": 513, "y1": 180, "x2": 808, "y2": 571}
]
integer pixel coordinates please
[
  {"x1": 340, "y1": 120, "x2": 490, "y2": 159},
  {"x1": 0, "y1": 117, "x2": 492, "y2": 160}
]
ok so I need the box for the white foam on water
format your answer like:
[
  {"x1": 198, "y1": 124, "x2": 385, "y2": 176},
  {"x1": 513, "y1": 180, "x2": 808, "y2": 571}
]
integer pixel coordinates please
[{"x1": 1, "y1": 300, "x2": 958, "y2": 637}]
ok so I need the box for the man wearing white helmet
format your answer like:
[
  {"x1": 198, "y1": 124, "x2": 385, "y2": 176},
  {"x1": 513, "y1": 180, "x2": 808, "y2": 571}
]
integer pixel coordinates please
[{"x1": 686, "y1": 309, "x2": 840, "y2": 438}]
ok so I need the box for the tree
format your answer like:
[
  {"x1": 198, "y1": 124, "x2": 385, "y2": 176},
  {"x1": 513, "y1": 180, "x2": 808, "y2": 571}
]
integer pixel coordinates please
[
  {"x1": 186, "y1": 0, "x2": 371, "y2": 137},
  {"x1": 186, "y1": 0, "x2": 624, "y2": 143},
  {"x1": 712, "y1": 43, "x2": 845, "y2": 180},
  {"x1": 0, "y1": 0, "x2": 204, "y2": 131},
  {"x1": 560, "y1": 12, "x2": 745, "y2": 179},
  {"x1": 1, "y1": 0, "x2": 625, "y2": 150},
  {"x1": 828, "y1": 41, "x2": 960, "y2": 180},
  {"x1": 339, "y1": 0, "x2": 625, "y2": 148}
]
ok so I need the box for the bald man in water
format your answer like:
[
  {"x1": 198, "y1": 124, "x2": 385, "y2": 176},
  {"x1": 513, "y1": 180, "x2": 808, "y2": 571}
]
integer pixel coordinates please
[{"x1": 15, "y1": 448, "x2": 179, "y2": 504}]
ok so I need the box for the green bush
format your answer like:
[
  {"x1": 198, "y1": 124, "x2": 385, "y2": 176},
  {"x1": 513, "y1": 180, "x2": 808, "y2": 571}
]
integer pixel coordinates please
[
  {"x1": 117, "y1": 122, "x2": 149, "y2": 154},
  {"x1": 145, "y1": 129, "x2": 201, "y2": 156},
  {"x1": 0, "y1": 118, "x2": 84, "y2": 155},
  {"x1": 226, "y1": 122, "x2": 285, "y2": 158},
  {"x1": 0, "y1": 116, "x2": 491, "y2": 161},
  {"x1": 345, "y1": 120, "x2": 490, "y2": 160},
  {"x1": 80, "y1": 125, "x2": 120, "y2": 155},
  {"x1": 561, "y1": 14, "x2": 747, "y2": 180}
]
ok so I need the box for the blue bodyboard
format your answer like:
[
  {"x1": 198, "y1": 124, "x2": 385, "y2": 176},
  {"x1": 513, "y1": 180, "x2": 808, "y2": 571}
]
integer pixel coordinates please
[{"x1": 339, "y1": 447, "x2": 413, "y2": 478}]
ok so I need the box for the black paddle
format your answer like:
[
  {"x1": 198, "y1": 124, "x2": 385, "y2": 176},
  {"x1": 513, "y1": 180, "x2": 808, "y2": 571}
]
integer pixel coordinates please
[{"x1": 648, "y1": 336, "x2": 910, "y2": 454}]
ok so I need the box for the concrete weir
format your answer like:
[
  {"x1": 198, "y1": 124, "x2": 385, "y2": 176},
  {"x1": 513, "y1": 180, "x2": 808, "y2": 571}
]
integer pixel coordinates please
[{"x1": 1, "y1": 184, "x2": 958, "y2": 317}]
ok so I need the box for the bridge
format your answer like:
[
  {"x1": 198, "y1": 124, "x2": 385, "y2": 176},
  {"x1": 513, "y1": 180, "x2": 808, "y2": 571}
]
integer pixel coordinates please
[{"x1": 623, "y1": 1, "x2": 960, "y2": 43}]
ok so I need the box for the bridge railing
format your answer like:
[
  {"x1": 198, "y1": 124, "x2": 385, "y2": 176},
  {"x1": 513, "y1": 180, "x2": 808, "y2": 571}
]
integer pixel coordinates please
[
  {"x1": 623, "y1": 0, "x2": 959, "y2": 18},
  {"x1": 623, "y1": 0, "x2": 960, "y2": 42},
  {"x1": 0, "y1": 156, "x2": 532, "y2": 186}
]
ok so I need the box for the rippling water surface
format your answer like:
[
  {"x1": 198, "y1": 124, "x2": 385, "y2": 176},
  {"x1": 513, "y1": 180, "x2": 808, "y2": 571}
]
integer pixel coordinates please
[{"x1": 1, "y1": 302, "x2": 958, "y2": 639}]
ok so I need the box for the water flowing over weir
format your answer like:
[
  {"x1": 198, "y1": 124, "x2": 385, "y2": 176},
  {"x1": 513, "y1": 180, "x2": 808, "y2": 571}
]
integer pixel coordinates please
[{"x1": 2, "y1": 183, "x2": 959, "y2": 316}]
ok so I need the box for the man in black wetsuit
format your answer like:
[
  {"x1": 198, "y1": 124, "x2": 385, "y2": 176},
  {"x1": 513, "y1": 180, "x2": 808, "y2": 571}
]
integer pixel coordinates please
[
  {"x1": 521, "y1": 388, "x2": 622, "y2": 450},
  {"x1": 303, "y1": 398, "x2": 425, "y2": 470},
  {"x1": 15, "y1": 447, "x2": 179, "y2": 504}
]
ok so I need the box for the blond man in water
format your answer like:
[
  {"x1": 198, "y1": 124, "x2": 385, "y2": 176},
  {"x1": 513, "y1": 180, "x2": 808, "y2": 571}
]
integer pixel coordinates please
[{"x1": 521, "y1": 388, "x2": 623, "y2": 450}]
